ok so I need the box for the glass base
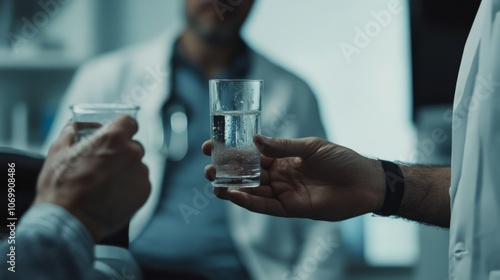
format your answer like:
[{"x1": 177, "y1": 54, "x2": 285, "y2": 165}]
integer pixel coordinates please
[{"x1": 212, "y1": 176, "x2": 260, "y2": 188}]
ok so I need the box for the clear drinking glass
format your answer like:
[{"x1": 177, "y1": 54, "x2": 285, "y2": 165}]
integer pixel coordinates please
[
  {"x1": 70, "y1": 103, "x2": 139, "y2": 142},
  {"x1": 209, "y1": 79, "x2": 263, "y2": 188}
]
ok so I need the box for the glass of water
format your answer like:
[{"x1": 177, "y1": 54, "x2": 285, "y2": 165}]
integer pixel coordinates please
[
  {"x1": 209, "y1": 79, "x2": 263, "y2": 188},
  {"x1": 70, "y1": 103, "x2": 139, "y2": 142}
]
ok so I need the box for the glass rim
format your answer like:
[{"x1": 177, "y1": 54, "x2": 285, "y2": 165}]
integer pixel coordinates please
[
  {"x1": 209, "y1": 79, "x2": 263, "y2": 83},
  {"x1": 70, "y1": 103, "x2": 140, "y2": 113}
]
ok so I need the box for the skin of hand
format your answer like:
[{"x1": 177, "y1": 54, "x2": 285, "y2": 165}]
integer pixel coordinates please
[
  {"x1": 34, "y1": 116, "x2": 151, "y2": 242},
  {"x1": 202, "y1": 135, "x2": 386, "y2": 222}
]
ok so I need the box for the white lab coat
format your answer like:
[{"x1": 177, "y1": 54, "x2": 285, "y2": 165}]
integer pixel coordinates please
[
  {"x1": 45, "y1": 26, "x2": 343, "y2": 280},
  {"x1": 450, "y1": 0, "x2": 500, "y2": 279}
]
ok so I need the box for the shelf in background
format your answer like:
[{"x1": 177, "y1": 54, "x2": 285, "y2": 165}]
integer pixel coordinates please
[{"x1": 0, "y1": 49, "x2": 85, "y2": 70}]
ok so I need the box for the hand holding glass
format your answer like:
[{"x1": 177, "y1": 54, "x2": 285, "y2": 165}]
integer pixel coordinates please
[
  {"x1": 209, "y1": 80, "x2": 263, "y2": 188},
  {"x1": 70, "y1": 104, "x2": 139, "y2": 142}
]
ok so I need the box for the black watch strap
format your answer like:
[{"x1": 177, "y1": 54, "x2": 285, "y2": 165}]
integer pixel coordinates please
[{"x1": 375, "y1": 160, "x2": 405, "y2": 216}]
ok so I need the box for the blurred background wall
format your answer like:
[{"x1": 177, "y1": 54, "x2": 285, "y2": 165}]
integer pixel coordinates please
[{"x1": 0, "y1": 0, "x2": 479, "y2": 278}]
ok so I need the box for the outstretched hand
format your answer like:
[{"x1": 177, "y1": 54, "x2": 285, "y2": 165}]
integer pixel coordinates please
[{"x1": 202, "y1": 135, "x2": 385, "y2": 222}]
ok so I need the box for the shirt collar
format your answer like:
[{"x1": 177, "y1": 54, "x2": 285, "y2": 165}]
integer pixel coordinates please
[{"x1": 172, "y1": 38, "x2": 251, "y2": 80}]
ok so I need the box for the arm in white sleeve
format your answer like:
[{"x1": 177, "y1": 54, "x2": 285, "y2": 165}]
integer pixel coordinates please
[{"x1": 0, "y1": 204, "x2": 94, "y2": 280}]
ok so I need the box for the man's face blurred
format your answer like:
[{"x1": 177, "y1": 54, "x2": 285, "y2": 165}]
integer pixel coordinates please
[{"x1": 185, "y1": 0, "x2": 254, "y2": 45}]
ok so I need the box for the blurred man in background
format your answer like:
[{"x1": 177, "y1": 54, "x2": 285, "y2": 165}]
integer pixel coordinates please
[{"x1": 46, "y1": 0, "x2": 343, "y2": 279}]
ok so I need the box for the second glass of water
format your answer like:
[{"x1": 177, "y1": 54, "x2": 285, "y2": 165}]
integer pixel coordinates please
[
  {"x1": 209, "y1": 79, "x2": 263, "y2": 188},
  {"x1": 70, "y1": 103, "x2": 139, "y2": 143}
]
